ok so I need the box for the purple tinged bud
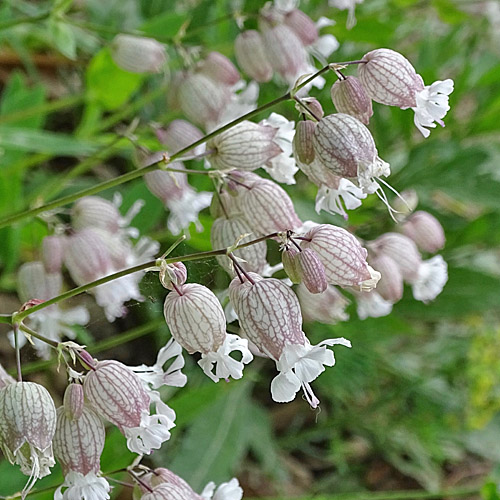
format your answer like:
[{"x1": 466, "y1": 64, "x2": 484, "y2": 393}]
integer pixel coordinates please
[
  {"x1": 143, "y1": 484, "x2": 198, "y2": 500},
  {"x1": 159, "y1": 262, "x2": 187, "y2": 290},
  {"x1": 330, "y1": 76, "x2": 373, "y2": 125},
  {"x1": 358, "y1": 48, "x2": 424, "y2": 108},
  {"x1": 71, "y1": 196, "x2": 121, "y2": 233},
  {"x1": 42, "y1": 235, "x2": 66, "y2": 274},
  {"x1": 237, "y1": 178, "x2": 302, "y2": 234},
  {"x1": 262, "y1": 25, "x2": 308, "y2": 83},
  {"x1": 298, "y1": 248, "x2": 328, "y2": 294},
  {"x1": 300, "y1": 97, "x2": 325, "y2": 120},
  {"x1": 144, "y1": 162, "x2": 189, "y2": 204},
  {"x1": 369, "y1": 254, "x2": 403, "y2": 303},
  {"x1": 163, "y1": 284, "x2": 227, "y2": 354},
  {"x1": 78, "y1": 350, "x2": 96, "y2": 369},
  {"x1": 156, "y1": 119, "x2": 204, "y2": 154},
  {"x1": 300, "y1": 224, "x2": 374, "y2": 288},
  {"x1": 83, "y1": 360, "x2": 150, "y2": 430},
  {"x1": 178, "y1": 72, "x2": 232, "y2": 127},
  {"x1": 207, "y1": 121, "x2": 282, "y2": 171},
  {"x1": 211, "y1": 216, "x2": 268, "y2": 275},
  {"x1": 111, "y1": 35, "x2": 166, "y2": 74},
  {"x1": 293, "y1": 121, "x2": 316, "y2": 164},
  {"x1": 63, "y1": 384, "x2": 84, "y2": 420},
  {"x1": 150, "y1": 468, "x2": 199, "y2": 496},
  {"x1": 199, "y1": 51, "x2": 240, "y2": 86},
  {"x1": 401, "y1": 211, "x2": 445, "y2": 253},
  {"x1": 234, "y1": 30, "x2": 273, "y2": 83},
  {"x1": 369, "y1": 232, "x2": 422, "y2": 281},
  {"x1": 282, "y1": 247, "x2": 301, "y2": 284},
  {"x1": 284, "y1": 9, "x2": 319, "y2": 46},
  {"x1": 18, "y1": 261, "x2": 62, "y2": 303},
  {"x1": 53, "y1": 401, "x2": 105, "y2": 476}
]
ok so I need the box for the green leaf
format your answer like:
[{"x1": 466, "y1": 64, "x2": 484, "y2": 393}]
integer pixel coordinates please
[
  {"x1": 140, "y1": 11, "x2": 187, "y2": 39},
  {"x1": 48, "y1": 19, "x2": 77, "y2": 59},
  {"x1": 86, "y1": 47, "x2": 144, "y2": 110}
]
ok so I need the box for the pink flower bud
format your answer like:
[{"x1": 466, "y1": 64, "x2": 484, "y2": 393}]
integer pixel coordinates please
[
  {"x1": 63, "y1": 383, "x2": 84, "y2": 420},
  {"x1": 293, "y1": 120, "x2": 316, "y2": 164},
  {"x1": 143, "y1": 484, "x2": 200, "y2": 500},
  {"x1": 53, "y1": 402, "x2": 105, "y2": 476},
  {"x1": 369, "y1": 232, "x2": 422, "y2": 281},
  {"x1": 330, "y1": 76, "x2": 373, "y2": 125},
  {"x1": 156, "y1": 119, "x2": 204, "y2": 154},
  {"x1": 262, "y1": 24, "x2": 308, "y2": 83},
  {"x1": 298, "y1": 97, "x2": 325, "y2": 121},
  {"x1": 282, "y1": 247, "x2": 301, "y2": 284},
  {"x1": 18, "y1": 261, "x2": 62, "y2": 303},
  {"x1": 144, "y1": 163, "x2": 189, "y2": 204},
  {"x1": 150, "y1": 468, "x2": 199, "y2": 496},
  {"x1": 207, "y1": 121, "x2": 282, "y2": 171},
  {"x1": 297, "y1": 283, "x2": 350, "y2": 324},
  {"x1": 178, "y1": 72, "x2": 232, "y2": 127},
  {"x1": 369, "y1": 253, "x2": 403, "y2": 303},
  {"x1": 159, "y1": 262, "x2": 187, "y2": 290},
  {"x1": 211, "y1": 216, "x2": 268, "y2": 275},
  {"x1": 297, "y1": 248, "x2": 328, "y2": 294},
  {"x1": 84, "y1": 360, "x2": 150, "y2": 430},
  {"x1": 199, "y1": 51, "x2": 240, "y2": 86},
  {"x1": 72, "y1": 196, "x2": 121, "y2": 233},
  {"x1": 163, "y1": 284, "x2": 226, "y2": 354},
  {"x1": 0, "y1": 382, "x2": 56, "y2": 491},
  {"x1": 284, "y1": 9, "x2": 319, "y2": 46},
  {"x1": 300, "y1": 224, "x2": 376, "y2": 289},
  {"x1": 313, "y1": 114, "x2": 389, "y2": 186},
  {"x1": 401, "y1": 211, "x2": 445, "y2": 253},
  {"x1": 358, "y1": 48, "x2": 424, "y2": 108},
  {"x1": 234, "y1": 30, "x2": 273, "y2": 83},
  {"x1": 111, "y1": 35, "x2": 166, "y2": 74},
  {"x1": 42, "y1": 235, "x2": 66, "y2": 274},
  {"x1": 237, "y1": 178, "x2": 302, "y2": 234}
]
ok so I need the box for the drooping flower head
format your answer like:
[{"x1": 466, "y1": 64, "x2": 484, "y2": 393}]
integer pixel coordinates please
[{"x1": 111, "y1": 35, "x2": 166, "y2": 74}]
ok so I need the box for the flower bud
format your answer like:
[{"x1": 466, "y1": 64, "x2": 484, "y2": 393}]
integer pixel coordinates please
[
  {"x1": 144, "y1": 163, "x2": 189, "y2": 204},
  {"x1": 156, "y1": 119, "x2": 204, "y2": 154},
  {"x1": 84, "y1": 360, "x2": 150, "y2": 430},
  {"x1": 0, "y1": 382, "x2": 56, "y2": 492},
  {"x1": 178, "y1": 72, "x2": 232, "y2": 127},
  {"x1": 159, "y1": 262, "x2": 188, "y2": 290},
  {"x1": 111, "y1": 34, "x2": 166, "y2": 74},
  {"x1": 284, "y1": 9, "x2": 319, "y2": 46},
  {"x1": 18, "y1": 261, "x2": 62, "y2": 303},
  {"x1": 262, "y1": 24, "x2": 308, "y2": 83},
  {"x1": 401, "y1": 211, "x2": 445, "y2": 253},
  {"x1": 293, "y1": 120, "x2": 316, "y2": 165},
  {"x1": 237, "y1": 178, "x2": 302, "y2": 234},
  {"x1": 330, "y1": 76, "x2": 373, "y2": 125},
  {"x1": 296, "y1": 97, "x2": 325, "y2": 121},
  {"x1": 72, "y1": 196, "x2": 121, "y2": 233},
  {"x1": 199, "y1": 51, "x2": 240, "y2": 86},
  {"x1": 42, "y1": 235, "x2": 66, "y2": 274},
  {"x1": 150, "y1": 468, "x2": 196, "y2": 492},
  {"x1": 234, "y1": 30, "x2": 273, "y2": 83},
  {"x1": 300, "y1": 224, "x2": 377, "y2": 289},
  {"x1": 369, "y1": 232, "x2": 422, "y2": 281},
  {"x1": 164, "y1": 284, "x2": 226, "y2": 354},
  {"x1": 369, "y1": 253, "x2": 403, "y2": 303},
  {"x1": 207, "y1": 121, "x2": 282, "y2": 171},
  {"x1": 297, "y1": 283, "x2": 350, "y2": 324},
  {"x1": 358, "y1": 48, "x2": 424, "y2": 108},
  {"x1": 313, "y1": 114, "x2": 389, "y2": 186},
  {"x1": 282, "y1": 247, "x2": 301, "y2": 284},
  {"x1": 211, "y1": 216, "x2": 268, "y2": 275},
  {"x1": 297, "y1": 248, "x2": 328, "y2": 294},
  {"x1": 53, "y1": 401, "x2": 105, "y2": 476},
  {"x1": 63, "y1": 383, "x2": 85, "y2": 420}
]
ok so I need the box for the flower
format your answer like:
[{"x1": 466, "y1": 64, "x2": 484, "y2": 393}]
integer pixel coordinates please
[
  {"x1": 54, "y1": 471, "x2": 111, "y2": 500},
  {"x1": 411, "y1": 255, "x2": 448, "y2": 303},
  {"x1": 314, "y1": 179, "x2": 367, "y2": 219},
  {"x1": 355, "y1": 290, "x2": 393, "y2": 319},
  {"x1": 413, "y1": 79, "x2": 454, "y2": 137},
  {"x1": 328, "y1": 0, "x2": 364, "y2": 28},
  {"x1": 296, "y1": 283, "x2": 350, "y2": 324},
  {"x1": 111, "y1": 35, "x2": 166, "y2": 74}
]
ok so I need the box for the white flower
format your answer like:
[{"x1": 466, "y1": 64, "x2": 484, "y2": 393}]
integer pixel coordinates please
[
  {"x1": 412, "y1": 79, "x2": 454, "y2": 138},
  {"x1": 55, "y1": 471, "x2": 111, "y2": 500},
  {"x1": 411, "y1": 255, "x2": 448, "y2": 303},
  {"x1": 166, "y1": 188, "x2": 213, "y2": 235},
  {"x1": 260, "y1": 113, "x2": 298, "y2": 184},
  {"x1": 314, "y1": 179, "x2": 367, "y2": 219},
  {"x1": 270, "y1": 338, "x2": 351, "y2": 408},
  {"x1": 132, "y1": 338, "x2": 188, "y2": 389},
  {"x1": 201, "y1": 478, "x2": 244, "y2": 500},
  {"x1": 328, "y1": 0, "x2": 364, "y2": 28},
  {"x1": 309, "y1": 17, "x2": 339, "y2": 60},
  {"x1": 355, "y1": 291, "x2": 393, "y2": 320},
  {"x1": 198, "y1": 334, "x2": 254, "y2": 382}
]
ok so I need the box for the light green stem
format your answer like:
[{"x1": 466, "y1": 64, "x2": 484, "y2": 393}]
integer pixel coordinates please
[{"x1": 0, "y1": 12, "x2": 50, "y2": 31}]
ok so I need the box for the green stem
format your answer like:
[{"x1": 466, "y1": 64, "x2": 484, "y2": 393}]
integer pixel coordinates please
[
  {"x1": 0, "y1": 12, "x2": 50, "y2": 31},
  {"x1": 12, "y1": 232, "x2": 278, "y2": 322},
  {"x1": 19, "y1": 323, "x2": 59, "y2": 348},
  {"x1": 0, "y1": 62, "x2": 341, "y2": 229}
]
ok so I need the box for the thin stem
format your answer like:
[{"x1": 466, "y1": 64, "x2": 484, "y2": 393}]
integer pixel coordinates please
[
  {"x1": 13, "y1": 325, "x2": 22, "y2": 382},
  {"x1": 128, "y1": 470, "x2": 153, "y2": 493},
  {"x1": 228, "y1": 253, "x2": 256, "y2": 284},
  {"x1": 293, "y1": 96, "x2": 322, "y2": 122},
  {"x1": 19, "y1": 323, "x2": 59, "y2": 349},
  {"x1": 13, "y1": 232, "x2": 279, "y2": 321},
  {"x1": 0, "y1": 12, "x2": 50, "y2": 31},
  {"x1": 159, "y1": 234, "x2": 187, "y2": 259}
]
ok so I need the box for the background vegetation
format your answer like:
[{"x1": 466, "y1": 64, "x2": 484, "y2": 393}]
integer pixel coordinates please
[{"x1": 0, "y1": 0, "x2": 499, "y2": 498}]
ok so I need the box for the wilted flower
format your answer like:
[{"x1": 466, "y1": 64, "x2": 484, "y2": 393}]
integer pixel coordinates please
[
  {"x1": 230, "y1": 274, "x2": 351, "y2": 407},
  {"x1": 354, "y1": 290, "x2": 393, "y2": 320},
  {"x1": 111, "y1": 35, "x2": 166, "y2": 73},
  {"x1": 296, "y1": 283, "x2": 350, "y2": 324},
  {"x1": 84, "y1": 359, "x2": 175, "y2": 455},
  {"x1": 234, "y1": 30, "x2": 273, "y2": 83},
  {"x1": 330, "y1": 76, "x2": 373, "y2": 125},
  {"x1": 0, "y1": 382, "x2": 56, "y2": 495},
  {"x1": 401, "y1": 210, "x2": 445, "y2": 253},
  {"x1": 411, "y1": 255, "x2": 448, "y2": 303},
  {"x1": 163, "y1": 284, "x2": 253, "y2": 382}
]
